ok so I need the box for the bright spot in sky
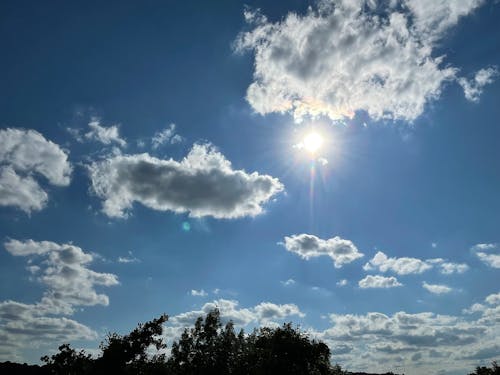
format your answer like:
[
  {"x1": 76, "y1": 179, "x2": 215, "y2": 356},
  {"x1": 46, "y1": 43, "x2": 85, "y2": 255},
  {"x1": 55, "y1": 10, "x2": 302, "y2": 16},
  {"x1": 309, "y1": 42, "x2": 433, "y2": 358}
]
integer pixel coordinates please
[
  {"x1": 303, "y1": 132, "x2": 323, "y2": 154},
  {"x1": 182, "y1": 221, "x2": 191, "y2": 232}
]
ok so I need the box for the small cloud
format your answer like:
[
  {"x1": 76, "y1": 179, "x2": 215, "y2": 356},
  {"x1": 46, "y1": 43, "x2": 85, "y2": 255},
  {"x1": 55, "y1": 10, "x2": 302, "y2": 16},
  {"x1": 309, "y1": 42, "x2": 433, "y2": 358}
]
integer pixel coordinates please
[
  {"x1": 336, "y1": 279, "x2": 348, "y2": 287},
  {"x1": 471, "y1": 243, "x2": 500, "y2": 269},
  {"x1": 117, "y1": 251, "x2": 140, "y2": 264},
  {"x1": 463, "y1": 303, "x2": 486, "y2": 315},
  {"x1": 191, "y1": 289, "x2": 208, "y2": 297},
  {"x1": 439, "y1": 262, "x2": 469, "y2": 275},
  {"x1": 282, "y1": 234, "x2": 364, "y2": 268},
  {"x1": 431, "y1": 242, "x2": 437, "y2": 248},
  {"x1": 358, "y1": 275, "x2": 402, "y2": 289},
  {"x1": 84, "y1": 118, "x2": 126, "y2": 147},
  {"x1": 212, "y1": 288, "x2": 220, "y2": 295},
  {"x1": 152, "y1": 123, "x2": 184, "y2": 149},
  {"x1": 422, "y1": 282, "x2": 452, "y2": 295},
  {"x1": 458, "y1": 67, "x2": 498, "y2": 102},
  {"x1": 363, "y1": 251, "x2": 431, "y2": 275},
  {"x1": 317, "y1": 157, "x2": 328, "y2": 166},
  {"x1": 280, "y1": 278, "x2": 296, "y2": 286}
]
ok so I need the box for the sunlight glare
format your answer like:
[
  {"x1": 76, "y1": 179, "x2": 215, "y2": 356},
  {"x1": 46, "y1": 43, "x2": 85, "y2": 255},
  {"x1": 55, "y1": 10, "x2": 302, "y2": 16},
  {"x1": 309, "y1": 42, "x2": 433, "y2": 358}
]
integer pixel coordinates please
[{"x1": 303, "y1": 132, "x2": 323, "y2": 154}]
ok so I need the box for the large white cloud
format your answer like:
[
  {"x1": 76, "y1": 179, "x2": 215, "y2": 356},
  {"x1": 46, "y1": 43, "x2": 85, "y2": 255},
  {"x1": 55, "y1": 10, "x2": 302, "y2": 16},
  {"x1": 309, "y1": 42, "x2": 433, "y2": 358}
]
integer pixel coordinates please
[
  {"x1": 282, "y1": 234, "x2": 364, "y2": 268},
  {"x1": 88, "y1": 143, "x2": 284, "y2": 219},
  {"x1": 0, "y1": 239, "x2": 118, "y2": 360},
  {"x1": 235, "y1": 0, "x2": 494, "y2": 122},
  {"x1": 0, "y1": 128, "x2": 72, "y2": 213}
]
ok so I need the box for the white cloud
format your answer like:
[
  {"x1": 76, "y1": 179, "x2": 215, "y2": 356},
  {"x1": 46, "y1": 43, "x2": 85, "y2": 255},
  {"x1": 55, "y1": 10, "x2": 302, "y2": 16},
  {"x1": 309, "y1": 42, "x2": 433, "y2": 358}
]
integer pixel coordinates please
[
  {"x1": 1, "y1": 239, "x2": 118, "y2": 360},
  {"x1": 170, "y1": 299, "x2": 304, "y2": 328},
  {"x1": 359, "y1": 275, "x2": 402, "y2": 288},
  {"x1": 363, "y1": 251, "x2": 432, "y2": 275},
  {"x1": 117, "y1": 251, "x2": 140, "y2": 263},
  {"x1": 88, "y1": 143, "x2": 284, "y2": 219},
  {"x1": 318, "y1": 303, "x2": 499, "y2": 375},
  {"x1": 282, "y1": 234, "x2": 363, "y2": 268},
  {"x1": 337, "y1": 279, "x2": 348, "y2": 287},
  {"x1": 4, "y1": 239, "x2": 119, "y2": 311},
  {"x1": 191, "y1": 289, "x2": 208, "y2": 297},
  {"x1": 438, "y1": 262, "x2": 469, "y2": 275},
  {"x1": 471, "y1": 243, "x2": 500, "y2": 268},
  {"x1": 152, "y1": 123, "x2": 183, "y2": 149},
  {"x1": 0, "y1": 128, "x2": 72, "y2": 213},
  {"x1": 422, "y1": 282, "x2": 452, "y2": 295},
  {"x1": 84, "y1": 118, "x2": 126, "y2": 147},
  {"x1": 236, "y1": 0, "x2": 490, "y2": 122},
  {"x1": 458, "y1": 67, "x2": 498, "y2": 102},
  {"x1": 281, "y1": 278, "x2": 296, "y2": 286},
  {"x1": 463, "y1": 303, "x2": 486, "y2": 315},
  {"x1": 485, "y1": 292, "x2": 500, "y2": 306}
]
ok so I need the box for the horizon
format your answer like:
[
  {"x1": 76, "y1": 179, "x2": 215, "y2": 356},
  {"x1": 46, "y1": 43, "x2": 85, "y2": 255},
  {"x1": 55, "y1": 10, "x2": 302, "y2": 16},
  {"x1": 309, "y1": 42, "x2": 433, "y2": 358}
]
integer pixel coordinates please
[{"x1": 0, "y1": 1, "x2": 499, "y2": 374}]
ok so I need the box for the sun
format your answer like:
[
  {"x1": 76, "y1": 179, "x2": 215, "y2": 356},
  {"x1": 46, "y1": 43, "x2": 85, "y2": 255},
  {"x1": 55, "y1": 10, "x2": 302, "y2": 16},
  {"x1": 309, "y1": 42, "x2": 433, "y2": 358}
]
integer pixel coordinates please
[{"x1": 302, "y1": 132, "x2": 324, "y2": 154}]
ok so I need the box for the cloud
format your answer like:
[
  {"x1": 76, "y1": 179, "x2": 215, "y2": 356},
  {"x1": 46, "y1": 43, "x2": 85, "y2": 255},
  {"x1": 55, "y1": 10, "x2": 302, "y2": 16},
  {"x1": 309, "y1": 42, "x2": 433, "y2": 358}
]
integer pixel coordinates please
[
  {"x1": 363, "y1": 251, "x2": 432, "y2": 275},
  {"x1": 170, "y1": 299, "x2": 304, "y2": 328},
  {"x1": 337, "y1": 279, "x2": 348, "y2": 287},
  {"x1": 458, "y1": 67, "x2": 498, "y2": 102},
  {"x1": 318, "y1": 303, "x2": 499, "y2": 374},
  {"x1": 152, "y1": 124, "x2": 184, "y2": 149},
  {"x1": 485, "y1": 293, "x2": 500, "y2": 306},
  {"x1": 235, "y1": 0, "x2": 491, "y2": 122},
  {"x1": 0, "y1": 239, "x2": 118, "y2": 360},
  {"x1": 88, "y1": 143, "x2": 284, "y2": 219},
  {"x1": 358, "y1": 275, "x2": 402, "y2": 288},
  {"x1": 281, "y1": 278, "x2": 296, "y2": 286},
  {"x1": 438, "y1": 262, "x2": 469, "y2": 275},
  {"x1": 0, "y1": 128, "x2": 72, "y2": 213},
  {"x1": 117, "y1": 251, "x2": 140, "y2": 263},
  {"x1": 422, "y1": 282, "x2": 452, "y2": 295},
  {"x1": 191, "y1": 289, "x2": 208, "y2": 297},
  {"x1": 471, "y1": 243, "x2": 500, "y2": 268},
  {"x1": 4, "y1": 239, "x2": 119, "y2": 312},
  {"x1": 282, "y1": 234, "x2": 363, "y2": 268},
  {"x1": 84, "y1": 118, "x2": 126, "y2": 147}
]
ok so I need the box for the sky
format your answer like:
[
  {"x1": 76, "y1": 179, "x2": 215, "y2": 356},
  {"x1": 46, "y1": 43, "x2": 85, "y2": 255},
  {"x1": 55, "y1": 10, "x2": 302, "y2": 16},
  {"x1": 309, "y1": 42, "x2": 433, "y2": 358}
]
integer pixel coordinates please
[{"x1": 0, "y1": 1, "x2": 499, "y2": 374}]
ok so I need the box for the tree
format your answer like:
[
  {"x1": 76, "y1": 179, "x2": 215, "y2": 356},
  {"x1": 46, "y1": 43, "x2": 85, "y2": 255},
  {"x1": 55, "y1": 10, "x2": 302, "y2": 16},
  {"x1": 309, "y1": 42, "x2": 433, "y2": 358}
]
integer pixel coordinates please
[
  {"x1": 242, "y1": 323, "x2": 333, "y2": 375},
  {"x1": 94, "y1": 313, "x2": 168, "y2": 374},
  {"x1": 41, "y1": 344, "x2": 92, "y2": 375},
  {"x1": 469, "y1": 361, "x2": 500, "y2": 375}
]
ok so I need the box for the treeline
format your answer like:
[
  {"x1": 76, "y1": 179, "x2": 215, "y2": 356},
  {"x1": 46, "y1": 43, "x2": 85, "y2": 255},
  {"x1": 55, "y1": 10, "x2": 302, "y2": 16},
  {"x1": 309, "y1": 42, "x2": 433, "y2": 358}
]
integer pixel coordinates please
[{"x1": 0, "y1": 309, "x2": 498, "y2": 375}]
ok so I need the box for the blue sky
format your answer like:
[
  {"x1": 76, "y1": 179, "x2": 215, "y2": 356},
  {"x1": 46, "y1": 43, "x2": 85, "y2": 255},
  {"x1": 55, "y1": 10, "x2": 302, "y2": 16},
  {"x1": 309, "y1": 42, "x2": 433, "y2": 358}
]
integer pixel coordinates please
[{"x1": 0, "y1": 1, "x2": 499, "y2": 374}]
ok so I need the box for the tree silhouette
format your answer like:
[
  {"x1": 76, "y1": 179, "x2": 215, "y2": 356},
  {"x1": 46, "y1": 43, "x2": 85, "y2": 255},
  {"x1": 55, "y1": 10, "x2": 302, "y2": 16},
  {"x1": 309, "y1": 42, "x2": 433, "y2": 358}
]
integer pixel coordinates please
[
  {"x1": 41, "y1": 344, "x2": 92, "y2": 375},
  {"x1": 468, "y1": 361, "x2": 500, "y2": 375}
]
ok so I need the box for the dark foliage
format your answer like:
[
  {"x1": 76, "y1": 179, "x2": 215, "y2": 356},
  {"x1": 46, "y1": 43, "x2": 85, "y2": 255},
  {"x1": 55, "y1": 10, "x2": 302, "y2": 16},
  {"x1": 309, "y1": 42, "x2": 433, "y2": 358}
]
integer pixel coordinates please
[{"x1": 468, "y1": 361, "x2": 500, "y2": 375}]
